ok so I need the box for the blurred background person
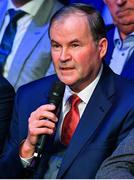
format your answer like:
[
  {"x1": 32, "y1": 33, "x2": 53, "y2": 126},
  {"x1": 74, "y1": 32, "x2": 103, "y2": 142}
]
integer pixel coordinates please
[
  {"x1": 104, "y1": 0, "x2": 134, "y2": 81},
  {"x1": 0, "y1": 75, "x2": 15, "y2": 154},
  {"x1": 96, "y1": 128, "x2": 134, "y2": 178},
  {"x1": 0, "y1": 0, "x2": 68, "y2": 91}
]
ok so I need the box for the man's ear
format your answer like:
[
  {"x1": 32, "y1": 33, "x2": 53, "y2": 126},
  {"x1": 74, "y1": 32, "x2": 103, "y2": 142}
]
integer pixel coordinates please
[{"x1": 98, "y1": 38, "x2": 108, "y2": 59}]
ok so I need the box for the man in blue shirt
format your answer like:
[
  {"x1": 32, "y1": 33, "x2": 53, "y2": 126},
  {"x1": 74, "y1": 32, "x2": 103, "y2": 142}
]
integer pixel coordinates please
[{"x1": 104, "y1": 0, "x2": 134, "y2": 81}]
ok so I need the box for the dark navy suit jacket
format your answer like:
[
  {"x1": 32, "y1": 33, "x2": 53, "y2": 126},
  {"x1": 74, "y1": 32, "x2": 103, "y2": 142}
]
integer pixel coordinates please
[
  {"x1": 0, "y1": 75, "x2": 15, "y2": 154},
  {"x1": 1, "y1": 65, "x2": 134, "y2": 178},
  {"x1": 105, "y1": 25, "x2": 134, "y2": 81}
]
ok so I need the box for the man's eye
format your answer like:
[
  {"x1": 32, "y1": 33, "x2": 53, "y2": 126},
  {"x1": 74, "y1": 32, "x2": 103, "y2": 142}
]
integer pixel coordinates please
[
  {"x1": 52, "y1": 44, "x2": 60, "y2": 48},
  {"x1": 72, "y1": 44, "x2": 79, "y2": 47}
]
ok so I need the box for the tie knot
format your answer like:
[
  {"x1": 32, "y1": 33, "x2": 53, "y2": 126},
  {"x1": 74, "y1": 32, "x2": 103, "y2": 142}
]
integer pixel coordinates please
[
  {"x1": 69, "y1": 94, "x2": 81, "y2": 107},
  {"x1": 8, "y1": 9, "x2": 26, "y2": 22}
]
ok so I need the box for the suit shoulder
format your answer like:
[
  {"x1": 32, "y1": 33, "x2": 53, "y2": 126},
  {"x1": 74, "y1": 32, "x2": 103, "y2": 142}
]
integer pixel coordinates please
[
  {"x1": 113, "y1": 74, "x2": 134, "y2": 101},
  {"x1": 104, "y1": 64, "x2": 134, "y2": 92},
  {"x1": 115, "y1": 74, "x2": 134, "y2": 90},
  {"x1": 17, "y1": 74, "x2": 58, "y2": 95},
  {"x1": 102, "y1": 65, "x2": 134, "y2": 99}
]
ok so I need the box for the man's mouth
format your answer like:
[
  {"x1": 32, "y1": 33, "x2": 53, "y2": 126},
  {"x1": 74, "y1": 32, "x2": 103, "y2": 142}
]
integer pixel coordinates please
[
  {"x1": 60, "y1": 67, "x2": 74, "y2": 70},
  {"x1": 116, "y1": 9, "x2": 130, "y2": 17}
]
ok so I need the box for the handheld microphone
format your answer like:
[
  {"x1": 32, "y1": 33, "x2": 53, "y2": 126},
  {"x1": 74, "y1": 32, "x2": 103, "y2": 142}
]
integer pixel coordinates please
[{"x1": 34, "y1": 80, "x2": 65, "y2": 158}]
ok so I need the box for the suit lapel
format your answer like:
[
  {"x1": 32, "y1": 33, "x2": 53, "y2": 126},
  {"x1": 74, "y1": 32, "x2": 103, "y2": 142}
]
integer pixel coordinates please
[
  {"x1": 121, "y1": 51, "x2": 134, "y2": 80},
  {"x1": 7, "y1": 21, "x2": 49, "y2": 85},
  {"x1": 57, "y1": 65, "x2": 116, "y2": 178}
]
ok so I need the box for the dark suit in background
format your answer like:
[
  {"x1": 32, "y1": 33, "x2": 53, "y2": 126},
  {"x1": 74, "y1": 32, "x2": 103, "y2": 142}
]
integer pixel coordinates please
[
  {"x1": 0, "y1": 75, "x2": 15, "y2": 154},
  {"x1": 1, "y1": 65, "x2": 134, "y2": 178}
]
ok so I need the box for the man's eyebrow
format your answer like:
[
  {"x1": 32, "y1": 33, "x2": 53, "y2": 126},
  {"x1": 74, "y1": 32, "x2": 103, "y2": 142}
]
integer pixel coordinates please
[
  {"x1": 51, "y1": 39, "x2": 59, "y2": 44},
  {"x1": 50, "y1": 39, "x2": 80, "y2": 44},
  {"x1": 70, "y1": 39, "x2": 80, "y2": 43},
  {"x1": 51, "y1": 39, "x2": 57, "y2": 43}
]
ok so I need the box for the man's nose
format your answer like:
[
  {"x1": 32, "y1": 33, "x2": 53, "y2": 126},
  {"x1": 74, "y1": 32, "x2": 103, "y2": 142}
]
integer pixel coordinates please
[
  {"x1": 60, "y1": 49, "x2": 71, "y2": 61},
  {"x1": 116, "y1": 0, "x2": 127, "y2": 6}
]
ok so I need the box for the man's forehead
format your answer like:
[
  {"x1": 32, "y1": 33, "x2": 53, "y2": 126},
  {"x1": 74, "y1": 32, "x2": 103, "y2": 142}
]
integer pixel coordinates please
[
  {"x1": 50, "y1": 15, "x2": 91, "y2": 40},
  {"x1": 52, "y1": 10, "x2": 88, "y2": 24}
]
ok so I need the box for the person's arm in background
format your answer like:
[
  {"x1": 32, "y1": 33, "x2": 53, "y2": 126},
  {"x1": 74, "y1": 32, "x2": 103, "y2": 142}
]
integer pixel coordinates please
[
  {"x1": 0, "y1": 75, "x2": 15, "y2": 154},
  {"x1": 96, "y1": 128, "x2": 134, "y2": 179}
]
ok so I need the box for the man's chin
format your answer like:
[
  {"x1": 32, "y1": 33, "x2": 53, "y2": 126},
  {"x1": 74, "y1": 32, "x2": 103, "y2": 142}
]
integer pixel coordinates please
[
  {"x1": 117, "y1": 24, "x2": 134, "y2": 37},
  {"x1": 58, "y1": 77, "x2": 76, "y2": 86}
]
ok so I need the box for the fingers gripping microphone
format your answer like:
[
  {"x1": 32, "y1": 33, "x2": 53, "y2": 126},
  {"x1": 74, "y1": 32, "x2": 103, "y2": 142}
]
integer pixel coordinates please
[{"x1": 35, "y1": 81, "x2": 65, "y2": 158}]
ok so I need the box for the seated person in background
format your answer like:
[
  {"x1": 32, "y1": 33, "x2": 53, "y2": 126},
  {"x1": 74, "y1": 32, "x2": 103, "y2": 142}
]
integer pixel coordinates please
[
  {"x1": 0, "y1": 75, "x2": 15, "y2": 154},
  {"x1": 1, "y1": 3, "x2": 134, "y2": 179},
  {"x1": 96, "y1": 128, "x2": 134, "y2": 178},
  {"x1": 0, "y1": 0, "x2": 67, "y2": 91},
  {"x1": 104, "y1": 0, "x2": 134, "y2": 80}
]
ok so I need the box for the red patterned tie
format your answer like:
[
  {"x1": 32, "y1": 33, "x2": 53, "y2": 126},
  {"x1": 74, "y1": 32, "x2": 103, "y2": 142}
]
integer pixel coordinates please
[{"x1": 61, "y1": 94, "x2": 81, "y2": 145}]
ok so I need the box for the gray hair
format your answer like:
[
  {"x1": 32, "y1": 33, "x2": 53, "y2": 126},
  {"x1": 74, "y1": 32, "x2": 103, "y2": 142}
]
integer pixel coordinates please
[{"x1": 49, "y1": 3, "x2": 106, "y2": 42}]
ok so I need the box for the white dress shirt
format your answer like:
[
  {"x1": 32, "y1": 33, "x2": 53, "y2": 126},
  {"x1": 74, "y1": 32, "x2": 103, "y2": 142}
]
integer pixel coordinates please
[{"x1": 0, "y1": 0, "x2": 45, "y2": 77}]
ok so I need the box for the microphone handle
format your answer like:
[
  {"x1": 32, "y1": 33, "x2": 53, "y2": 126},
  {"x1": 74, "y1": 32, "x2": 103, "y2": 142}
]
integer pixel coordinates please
[
  {"x1": 35, "y1": 134, "x2": 46, "y2": 158},
  {"x1": 33, "y1": 80, "x2": 65, "y2": 159}
]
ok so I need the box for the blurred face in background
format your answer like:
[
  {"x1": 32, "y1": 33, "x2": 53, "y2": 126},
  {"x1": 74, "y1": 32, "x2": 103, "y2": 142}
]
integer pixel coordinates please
[{"x1": 104, "y1": 0, "x2": 134, "y2": 39}]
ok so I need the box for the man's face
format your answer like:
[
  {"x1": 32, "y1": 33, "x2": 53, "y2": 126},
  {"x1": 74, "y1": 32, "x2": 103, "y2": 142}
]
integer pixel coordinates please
[
  {"x1": 50, "y1": 13, "x2": 107, "y2": 92},
  {"x1": 104, "y1": 0, "x2": 134, "y2": 38}
]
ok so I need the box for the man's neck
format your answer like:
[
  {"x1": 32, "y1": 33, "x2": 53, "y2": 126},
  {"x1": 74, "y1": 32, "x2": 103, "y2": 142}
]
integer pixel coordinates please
[
  {"x1": 119, "y1": 31, "x2": 127, "y2": 40},
  {"x1": 11, "y1": 0, "x2": 32, "y2": 7},
  {"x1": 117, "y1": 24, "x2": 134, "y2": 40}
]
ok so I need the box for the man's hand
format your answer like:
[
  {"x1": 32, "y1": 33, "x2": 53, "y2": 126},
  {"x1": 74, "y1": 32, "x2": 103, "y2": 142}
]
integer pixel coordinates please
[{"x1": 19, "y1": 104, "x2": 58, "y2": 158}]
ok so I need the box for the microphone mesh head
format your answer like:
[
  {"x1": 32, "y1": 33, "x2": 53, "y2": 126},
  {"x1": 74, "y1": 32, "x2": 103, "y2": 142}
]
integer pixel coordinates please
[{"x1": 49, "y1": 81, "x2": 65, "y2": 107}]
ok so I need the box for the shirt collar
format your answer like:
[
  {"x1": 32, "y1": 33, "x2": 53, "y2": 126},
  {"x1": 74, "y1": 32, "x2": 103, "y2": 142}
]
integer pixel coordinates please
[
  {"x1": 114, "y1": 27, "x2": 134, "y2": 44},
  {"x1": 7, "y1": 0, "x2": 45, "y2": 16},
  {"x1": 113, "y1": 27, "x2": 120, "y2": 43},
  {"x1": 63, "y1": 64, "x2": 103, "y2": 105}
]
